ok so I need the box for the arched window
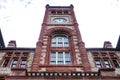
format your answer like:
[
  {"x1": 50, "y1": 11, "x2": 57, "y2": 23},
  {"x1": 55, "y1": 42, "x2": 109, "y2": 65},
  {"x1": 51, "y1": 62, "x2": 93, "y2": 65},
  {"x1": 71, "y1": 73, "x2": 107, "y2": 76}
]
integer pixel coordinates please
[
  {"x1": 51, "y1": 34, "x2": 69, "y2": 47},
  {"x1": 50, "y1": 34, "x2": 71, "y2": 65}
]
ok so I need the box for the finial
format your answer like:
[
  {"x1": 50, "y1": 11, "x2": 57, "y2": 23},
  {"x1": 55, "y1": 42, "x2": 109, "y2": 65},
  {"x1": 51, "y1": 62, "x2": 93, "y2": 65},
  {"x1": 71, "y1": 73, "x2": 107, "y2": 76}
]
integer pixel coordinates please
[{"x1": 46, "y1": 4, "x2": 49, "y2": 8}]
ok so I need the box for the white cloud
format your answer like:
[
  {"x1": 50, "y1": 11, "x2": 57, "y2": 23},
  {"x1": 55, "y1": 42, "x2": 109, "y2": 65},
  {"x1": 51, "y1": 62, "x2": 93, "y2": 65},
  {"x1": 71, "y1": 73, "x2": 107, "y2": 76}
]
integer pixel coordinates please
[{"x1": 0, "y1": 0, "x2": 120, "y2": 48}]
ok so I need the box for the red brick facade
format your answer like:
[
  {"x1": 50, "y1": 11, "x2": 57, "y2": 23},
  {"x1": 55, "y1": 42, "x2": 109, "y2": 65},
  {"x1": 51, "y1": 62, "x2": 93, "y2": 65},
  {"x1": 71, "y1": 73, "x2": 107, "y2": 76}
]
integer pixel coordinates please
[{"x1": 0, "y1": 5, "x2": 120, "y2": 80}]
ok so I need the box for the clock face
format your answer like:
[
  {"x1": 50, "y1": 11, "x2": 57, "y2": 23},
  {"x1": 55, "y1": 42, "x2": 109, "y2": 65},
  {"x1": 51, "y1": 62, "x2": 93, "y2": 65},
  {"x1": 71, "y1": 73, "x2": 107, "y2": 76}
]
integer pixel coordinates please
[{"x1": 53, "y1": 18, "x2": 67, "y2": 23}]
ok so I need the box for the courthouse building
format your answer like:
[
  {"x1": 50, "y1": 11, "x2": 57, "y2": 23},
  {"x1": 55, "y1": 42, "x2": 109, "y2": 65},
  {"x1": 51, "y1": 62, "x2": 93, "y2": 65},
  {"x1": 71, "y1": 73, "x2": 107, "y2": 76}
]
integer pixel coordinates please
[{"x1": 0, "y1": 5, "x2": 120, "y2": 80}]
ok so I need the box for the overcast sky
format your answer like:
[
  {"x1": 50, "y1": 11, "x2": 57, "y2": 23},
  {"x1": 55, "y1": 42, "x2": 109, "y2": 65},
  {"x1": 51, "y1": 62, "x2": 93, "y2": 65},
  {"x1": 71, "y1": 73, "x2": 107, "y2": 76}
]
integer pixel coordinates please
[{"x1": 0, "y1": 0, "x2": 120, "y2": 48}]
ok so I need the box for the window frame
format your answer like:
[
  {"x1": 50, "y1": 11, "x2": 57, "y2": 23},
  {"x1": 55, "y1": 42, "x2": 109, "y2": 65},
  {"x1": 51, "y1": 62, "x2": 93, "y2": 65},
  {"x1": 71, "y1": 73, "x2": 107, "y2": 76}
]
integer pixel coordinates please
[
  {"x1": 112, "y1": 59, "x2": 120, "y2": 68},
  {"x1": 51, "y1": 34, "x2": 69, "y2": 47},
  {"x1": 104, "y1": 59, "x2": 111, "y2": 68},
  {"x1": 50, "y1": 52, "x2": 71, "y2": 65},
  {"x1": 95, "y1": 59, "x2": 103, "y2": 68},
  {"x1": 11, "y1": 59, "x2": 18, "y2": 68}
]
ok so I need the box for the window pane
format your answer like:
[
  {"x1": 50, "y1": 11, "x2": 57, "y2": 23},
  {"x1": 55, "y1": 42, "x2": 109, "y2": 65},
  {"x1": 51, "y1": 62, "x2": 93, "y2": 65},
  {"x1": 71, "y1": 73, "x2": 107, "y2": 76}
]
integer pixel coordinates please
[
  {"x1": 13, "y1": 60, "x2": 18, "y2": 64},
  {"x1": 96, "y1": 60, "x2": 100, "y2": 64},
  {"x1": 50, "y1": 61, "x2": 56, "y2": 64},
  {"x1": 65, "y1": 61, "x2": 71, "y2": 64},
  {"x1": 51, "y1": 52, "x2": 56, "y2": 57},
  {"x1": 65, "y1": 58, "x2": 70, "y2": 61},
  {"x1": 65, "y1": 52, "x2": 70, "y2": 58},
  {"x1": 97, "y1": 65, "x2": 102, "y2": 68},
  {"x1": 21, "y1": 60, "x2": 26, "y2": 64},
  {"x1": 112, "y1": 60, "x2": 120, "y2": 68},
  {"x1": 50, "y1": 52, "x2": 56, "y2": 64},
  {"x1": 104, "y1": 60, "x2": 111, "y2": 68},
  {"x1": 65, "y1": 52, "x2": 71, "y2": 64},
  {"x1": 51, "y1": 58, "x2": 56, "y2": 61},
  {"x1": 58, "y1": 58, "x2": 63, "y2": 61},
  {"x1": 20, "y1": 59, "x2": 26, "y2": 68},
  {"x1": 104, "y1": 60, "x2": 109, "y2": 64},
  {"x1": 12, "y1": 65, "x2": 17, "y2": 68},
  {"x1": 52, "y1": 38, "x2": 56, "y2": 47},
  {"x1": 20, "y1": 65, "x2": 26, "y2": 68},
  {"x1": 58, "y1": 61, "x2": 64, "y2": 64},
  {"x1": 51, "y1": 34, "x2": 69, "y2": 47},
  {"x1": 2, "y1": 59, "x2": 9, "y2": 67},
  {"x1": 58, "y1": 38, "x2": 63, "y2": 47},
  {"x1": 11, "y1": 59, "x2": 18, "y2": 68},
  {"x1": 58, "y1": 52, "x2": 63, "y2": 57},
  {"x1": 95, "y1": 60, "x2": 102, "y2": 68},
  {"x1": 50, "y1": 52, "x2": 71, "y2": 65}
]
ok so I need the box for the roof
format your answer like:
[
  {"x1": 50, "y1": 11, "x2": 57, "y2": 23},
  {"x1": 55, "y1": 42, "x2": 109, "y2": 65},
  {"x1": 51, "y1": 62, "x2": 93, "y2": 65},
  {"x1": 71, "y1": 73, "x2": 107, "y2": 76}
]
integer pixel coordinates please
[
  {"x1": 46, "y1": 4, "x2": 74, "y2": 8},
  {"x1": 0, "y1": 47, "x2": 35, "y2": 51},
  {"x1": 86, "y1": 48, "x2": 120, "y2": 51},
  {"x1": 116, "y1": 36, "x2": 120, "y2": 49},
  {"x1": 0, "y1": 29, "x2": 5, "y2": 48}
]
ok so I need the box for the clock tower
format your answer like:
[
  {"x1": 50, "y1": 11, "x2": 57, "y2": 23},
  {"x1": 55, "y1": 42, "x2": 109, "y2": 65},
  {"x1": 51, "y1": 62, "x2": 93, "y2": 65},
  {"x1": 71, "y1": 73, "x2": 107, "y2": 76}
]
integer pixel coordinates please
[{"x1": 31, "y1": 4, "x2": 90, "y2": 72}]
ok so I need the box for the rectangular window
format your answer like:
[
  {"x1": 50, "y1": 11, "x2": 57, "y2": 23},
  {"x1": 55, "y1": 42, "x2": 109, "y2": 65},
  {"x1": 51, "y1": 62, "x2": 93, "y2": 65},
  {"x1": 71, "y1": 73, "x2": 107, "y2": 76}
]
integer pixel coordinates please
[
  {"x1": 112, "y1": 60, "x2": 120, "y2": 68},
  {"x1": 50, "y1": 52, "x2": 71, "y2": 64},
  {"x1": 20, "y1": 59, "x2": 27, "y2": 68},
  {"x1": 65, "y1": 52, "x2": 71, "y2": 64},
  {"x1": 104, "y1": 59, "x2": 111, "y2": 68},
  {"x1": 2, "y1": 59, "x2": 10, "y2": 67},
  {"x1": 110, "y1": 53, "x2": 116, "y2": 57},
  {"x1": 50, "y1": 52, "x2": 56, "y2": 64},
  {"x1": 101, "y1": 53, "x2": 107, "y2": 57},
  {"x1": 95, "y1": 59, "x2": 102, "y2": 68},
  {"x1": 52, "y1": 38, "x2": 56, "y2": 47},
  {"x1": 64, "y1": 38, "x2": 69, "y2": 47},
  {"x1": 58, "y1": 52, "x2": 64, "y2": 64},
  {"x1": 11, "y1": 59, "x2": 18, "y2": 68},
  {"x1": 93, "y1": 52, "x2": 99, "y2": 57},
  {"x1": 58, "y1": 38, "x2": 63, "y2": 47},
  {"x1": 2, "y1": 52, "x2": 29, "y2": 68}
]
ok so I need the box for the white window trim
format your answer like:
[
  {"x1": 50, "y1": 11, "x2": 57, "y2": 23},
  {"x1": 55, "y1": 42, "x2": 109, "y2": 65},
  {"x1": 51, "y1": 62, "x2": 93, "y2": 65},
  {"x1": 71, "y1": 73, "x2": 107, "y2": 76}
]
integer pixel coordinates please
[
  {"x1": 95, "y1": 59, "x2": 103, "y2": 68},
  {"x1": 50, "y1": 52, "x2": 71, "y2": 64},
  {"x1": 104, "y1": 59, "x2": 111, "y2": 68},
  {"x1": 51, "y1": 34, "x2": 69, "y2": 47}
]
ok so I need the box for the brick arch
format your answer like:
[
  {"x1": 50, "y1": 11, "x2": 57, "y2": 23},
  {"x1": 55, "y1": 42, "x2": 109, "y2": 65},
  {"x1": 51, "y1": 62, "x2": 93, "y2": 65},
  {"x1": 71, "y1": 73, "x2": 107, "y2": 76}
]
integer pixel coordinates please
[
  {"x1": 45, "y1": 27, "x2": 76, "y2": 65},
  {"x1": 46, "y1": 27, "x2": 73, "y2": 36}
]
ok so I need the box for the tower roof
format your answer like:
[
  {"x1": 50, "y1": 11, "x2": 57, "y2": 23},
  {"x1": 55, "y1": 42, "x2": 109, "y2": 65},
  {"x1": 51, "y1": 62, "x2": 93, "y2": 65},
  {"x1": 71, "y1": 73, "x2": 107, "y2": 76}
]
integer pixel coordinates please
[
  {"x1": 116, "y1": 35, "x2": 120, "y2": 49},
  {"x1": 46, "y1": 4, "x2": 74, "y2": 8},
  {"x1": 0, "y1": 29, "x2": 5, "y2": 48}
]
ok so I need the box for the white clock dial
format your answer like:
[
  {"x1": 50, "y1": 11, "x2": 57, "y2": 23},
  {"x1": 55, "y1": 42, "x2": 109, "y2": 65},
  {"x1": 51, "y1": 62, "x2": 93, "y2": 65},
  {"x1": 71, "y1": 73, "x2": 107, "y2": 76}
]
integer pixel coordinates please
[{"x1": 53, "y1": 18, "x2": 67, "y2": 23}]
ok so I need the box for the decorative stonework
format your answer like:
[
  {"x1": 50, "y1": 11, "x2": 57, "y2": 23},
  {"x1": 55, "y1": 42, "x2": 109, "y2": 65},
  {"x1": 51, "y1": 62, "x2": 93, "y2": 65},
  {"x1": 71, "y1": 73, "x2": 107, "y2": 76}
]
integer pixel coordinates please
[
  {"x1": 27, "y1": 52, "x2": 34, "y2": 71},
  {"x1": 39, "y1": 68, "x2": 46, "y2": 72},
  {"x1": 47, "y1": 26, "x2": 74, "y2": 30},
  {"x1": 76, "y1": 53, "x2": 82, "y2": 64},
  {"x1": 117, "y1": 52, "x2": 120, "y2": 57},
  {"x1": 75, "y1": 49, "x2": 80, "y2": 53},
  {"x1": 76, "y1": 68, "x2": 83, "y2": 72},
  {"x1": 0, "y1": 67, "x2": 11, "y2": 75},
  {"x1": 0, "y1": 52, "x2": 5, "y2": 60},
  {"x1": 87, "y1": 51, "x2": 97, "y2": 71},
  {"x1": 115, "y1": 68, "x2": 120, "y2": 75},
  {"x1": 27, "y1": 72, "x2": 99, "y2": 77},
  {"x1": 40, "y1": 57, "x2": 45, "y2": 64}
]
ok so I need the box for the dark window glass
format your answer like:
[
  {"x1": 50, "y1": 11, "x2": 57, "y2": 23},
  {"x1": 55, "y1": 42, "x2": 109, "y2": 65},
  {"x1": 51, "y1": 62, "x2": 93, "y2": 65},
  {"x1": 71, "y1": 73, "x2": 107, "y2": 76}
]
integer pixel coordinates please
[
  {"x1": 112, "y1": 60, "x2": 120, "y2": 68},
  {"x1": 104, "y1": 59, "x2": 111, "y2": 68},
  {"x1": 95, "y1": 59, "x2": 102, "y2": 68},
  {"x1": 2, "y1": 59, "x2": 10, "y2": 67},
  {"x1": 20, "y1": 59, "x2": 26, "y2": 68},
  {"x1": 11, "y1": 59, "x2": 18, "y2": 68}
]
